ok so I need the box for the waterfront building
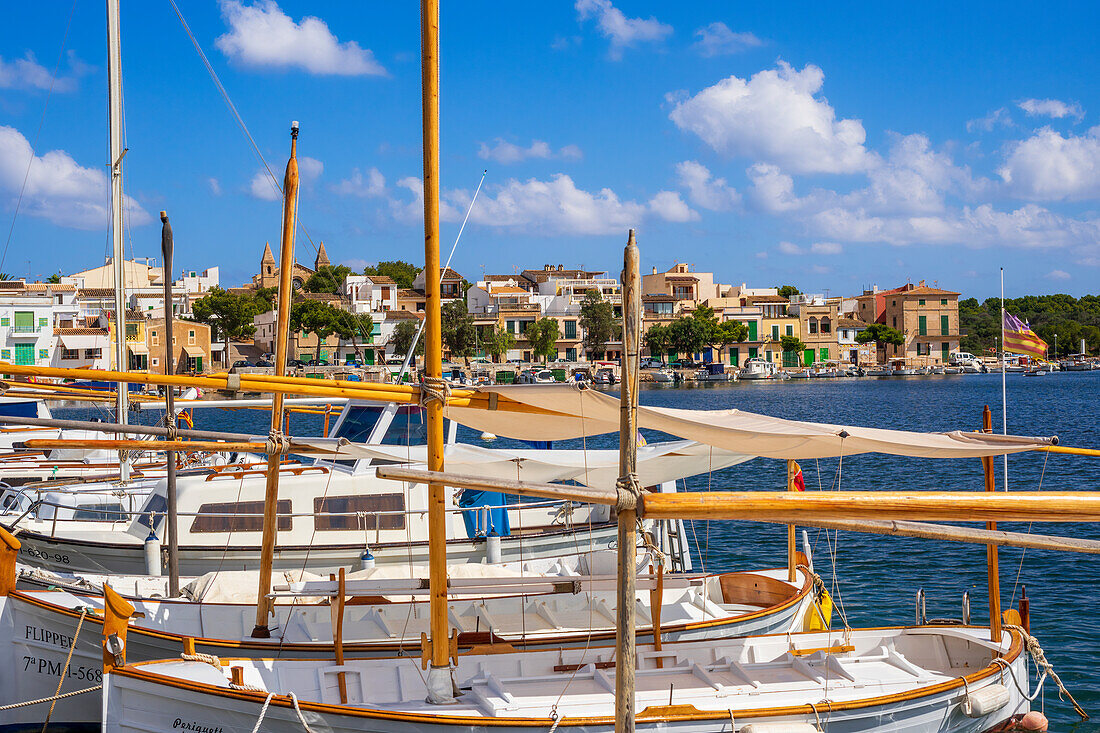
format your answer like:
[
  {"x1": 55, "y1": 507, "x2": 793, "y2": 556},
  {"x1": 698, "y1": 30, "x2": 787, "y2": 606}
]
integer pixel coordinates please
[
  {"x1": 854, "y1": 281, "x2": 960, "y2": 365},
  {"x1": 251, "y1": 241, "x2": 324, "y2": 290},
  {"x1": 787, "y1": 294, "x2": 841, "y2": 366},
  {"x1": 145, "y1": 318, "x2": 212, "y2": 374}
]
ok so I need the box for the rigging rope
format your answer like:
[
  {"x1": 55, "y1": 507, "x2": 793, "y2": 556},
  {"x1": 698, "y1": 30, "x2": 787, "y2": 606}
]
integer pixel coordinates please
[
  {"x1": 41, "y1": 606, "x2": 87, "y2": 731},
  {"x1": 0, "y1": 685, "x2": 102, "y2": 711},
  {"x1": 1005, "y1": 624, "x2": 1089, "y2": 720}
]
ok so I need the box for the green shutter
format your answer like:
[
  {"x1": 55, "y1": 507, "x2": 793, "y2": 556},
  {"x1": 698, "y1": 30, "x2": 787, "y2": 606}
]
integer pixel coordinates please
[
  {"x1": 820, "y1": 347, "x2": 829, "y2": 361},
  {"x1": 14, "y1": 312, "x2": 34, "y2": 332},
  {"x1": 748, "y1": 321, "x2": 757, "y2": 341},
  {"x1": 918, "y1": 299, "x2": 925, "y2": 306},
  {"x1": 14, "y1": 344, "x2": 34, "y2": 365},
  {"x1": 748, "y1": 347, "x2": 758, "y2": 358},
  {"x1": 918, "y1": 315, "x2": 927, "y2": 335},
  {"x1": 729, "y1": 347, "x2": 738, "y2": 366},
  {"x1": 940, "y1": 315, "x2": 949, "y2": 335},
  {"x1": 786, "y1": 324, "x2": 793, "y2": 336},
  {"x1": 771, "y1": 325, "x2": 779, "y2": 340},
  {"x1": 941, "y1": 343, "x2": 950, "y2": 362},
  {"x1": 804, "y1": 349, "x2": 814, "y2": 365},
  {"x1": 195, "y1": 356, "x2": 202, "y2": 372}
]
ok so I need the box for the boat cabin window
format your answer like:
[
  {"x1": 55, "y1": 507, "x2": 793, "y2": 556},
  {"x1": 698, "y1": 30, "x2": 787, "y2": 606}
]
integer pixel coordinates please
[
  {"x1": 135, "y1": 493, "x2": 168, "y2": 532},
  {"x1": 314, "y1": 494, "x2": 405, "y2": 531},
  {"x1": 73, "y1": 503, "x2": 126, "y2": 522},
  {"x1": 190, "y1": 500, "x2": 292, "y2": 533}
]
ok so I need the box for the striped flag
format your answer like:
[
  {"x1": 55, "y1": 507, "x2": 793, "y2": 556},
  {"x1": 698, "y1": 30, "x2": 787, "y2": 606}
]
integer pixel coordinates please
[
  {"x1": 1003, "y1": 311, "x2": 1048, "y2": 358},
  {"x1": 790, "y1": 462, "x2": 805, "y2": 491}
]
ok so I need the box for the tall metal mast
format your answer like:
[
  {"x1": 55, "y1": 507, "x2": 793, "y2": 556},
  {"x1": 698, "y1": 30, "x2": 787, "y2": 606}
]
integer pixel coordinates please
[{"x1": 107, "y1": 0, "x2": 130, "y2": 482}]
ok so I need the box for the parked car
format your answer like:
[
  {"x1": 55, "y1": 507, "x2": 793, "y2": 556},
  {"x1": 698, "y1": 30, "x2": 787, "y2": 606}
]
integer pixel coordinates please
[
  {"x1": 669, "y1": 359, "x2": 700, "y2": 369},
  {"x1": 230, "y1": 359, "x2": 254, "y2": 372},
  {"x1": 286, "y1": 359, "x2": 306, "y2": 368},
  {"x1": 255, "y1": 359, "x2": 274, "y2": 368},
  {"x1": 640, "y1": 358, "x2": 665, "y2": 369}
]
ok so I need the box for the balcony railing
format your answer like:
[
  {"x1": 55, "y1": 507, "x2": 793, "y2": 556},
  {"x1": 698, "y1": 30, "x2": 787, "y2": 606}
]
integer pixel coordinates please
[{"x1": 11, "y1": 324, "x2": 39, "y2": 334}]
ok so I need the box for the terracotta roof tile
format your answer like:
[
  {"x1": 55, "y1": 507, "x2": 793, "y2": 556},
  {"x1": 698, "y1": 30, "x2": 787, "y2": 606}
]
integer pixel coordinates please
[{"x1": 55, "y1": 327, "x2": 109, "y2": 335}]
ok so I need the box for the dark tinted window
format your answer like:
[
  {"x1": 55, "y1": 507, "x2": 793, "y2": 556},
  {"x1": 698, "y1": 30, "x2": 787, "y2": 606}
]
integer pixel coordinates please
[
  {"x1": 314, "y1": 494, "x2": 405, "y2": 531},
  {"x1": 190, "y1": 500, "x2": 291, "y2": 533}
]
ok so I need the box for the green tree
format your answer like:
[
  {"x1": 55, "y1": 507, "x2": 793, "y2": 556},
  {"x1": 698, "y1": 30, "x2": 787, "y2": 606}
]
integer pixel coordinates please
[
  {"x1": 332, "y1": 310, "x2": 374, "y2": 362},
  {"x1": 690, "y1": 305, "x2": 747, "y2": 358},
  {"x1": 775, "y1": 285, "x2": 801, "y2": 300},
  {"x1": 482, "y1": 326, "x2": 516, "y2": 363},
  {"x1": 525, "y1": 318, "x2": 560, "y2": 362},
  {"x1": 390, "y1": 319, "x2": 424, "y2": 363},
  {"x1": 192, "y1": 286, "x2": 264, "y2": 364},
  {"x1": 46, "y1": 273, "x2": 61, "y2": 284},
  {"x1": 441, "y1": 300, "x2": 477, "y2": 359},
  {"x1": 666, "y1": 316, "x2": 707, "y2": 358},
  {"x1": 643, "y1": 323, "x2": 671, "y2": 359},
  {"x1": 363, "y1": 260, "x2": 420, "y2": 289},
  {"x1": 780, "y1": 335, "x2": 807, "y2": 364},
  {"x1": 290, "y1": 300, "x2": 341, "y2": 363},
  {"x1": 304, "y1": 264, "x2": 353, "y2": 294},
  {"x1": 856, "y1": 323, "x2": 905, "y2": 362},
  {"x1": 580, "y1": 289, "x2": 617, "y2": 359}
]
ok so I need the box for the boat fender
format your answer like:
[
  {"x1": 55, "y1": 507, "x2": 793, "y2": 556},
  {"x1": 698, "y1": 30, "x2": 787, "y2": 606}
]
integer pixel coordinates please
[
  {"x1": 963, "y1": 683, "x2": 1010, "y2": 717},
  {"x1": 740, "y1": 724, "x2": 820, "y2": 733},
  {"x1": 144, "y1": 529, "x2": 162, "y2": 576},
  {"x1": 359, "y1": 548, "x2": 375, "y2": 571},
  {"x1": 486, "y1": 531, "x2": 502, "y2": 565},
  {"x1": 480, "y1": 432, "x2": 497, "y2": 441},
  {"x1": 1018, "y1": 711, "x2": 1049, "y2": 731}
]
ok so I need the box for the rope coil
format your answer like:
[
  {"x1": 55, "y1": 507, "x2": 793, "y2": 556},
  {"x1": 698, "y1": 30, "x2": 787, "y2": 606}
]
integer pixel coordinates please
[
  {"x1": 615, "y1": 472, "x2": 641, "y2": 511},
  {"x1": 181, "y1": 652, "x2": 222, "y2": 667},
  {"x1": 418, "y1": 375, "x2": 451, "y2": 408},
  {"x1": 1005, "y1": 624, "x2": 1088, "y2": 720},
  {"x1": 266, "y1": 430, "x2": 291, "y2": 456}
]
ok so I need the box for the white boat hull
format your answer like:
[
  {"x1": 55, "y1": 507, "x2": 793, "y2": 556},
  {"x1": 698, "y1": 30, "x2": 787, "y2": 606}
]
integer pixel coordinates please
[{"x1": 101, "y1": 626, "x2": 1034, "y2": 733}]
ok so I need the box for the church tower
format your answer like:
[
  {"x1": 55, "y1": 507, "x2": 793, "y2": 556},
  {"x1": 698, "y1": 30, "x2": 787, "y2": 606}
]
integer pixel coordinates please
[{"x1": 314, "y1": 241, "x2": 330, "y2": 270}]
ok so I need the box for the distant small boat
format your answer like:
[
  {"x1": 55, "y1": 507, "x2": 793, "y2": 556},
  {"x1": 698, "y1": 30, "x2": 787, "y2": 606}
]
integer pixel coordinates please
[{"x1": 739, "y1": 357, "x2": 778, "y2": 380}]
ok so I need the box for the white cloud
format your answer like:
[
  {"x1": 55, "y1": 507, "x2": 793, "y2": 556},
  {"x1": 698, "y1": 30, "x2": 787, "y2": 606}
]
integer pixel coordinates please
[
  {"x1": 0, "y1": 125, "x2": 150, "y2": 230},
  {"x1": 998, "y1": 126, "x2": 1100, "y2": 201},
  {"x1": 477, "y1": 140, "x2": 583, "y2": 165},
  {"x1": 0, "y1": 51, "x2": 89, "y2": 92},
  {"x1": 332, "y1": 167, "x2": 385, "y2": 197},
  {"x1": 575, "y1": 0, "x2": 672, "y2": 60},
  {"x1": 559, "y1": 144, "x2": 584, "y2": 160},
  {"x1": 747, "y1": 163, "x2": 808, "y2": 213},
  {"x1": 216, "y1": 0, "x2": 386, "y2": 76},
  {"x1": 755, "y1": 251, "x2": 768, "y2": 259},
  {"x1": 692, "y1": 22, "x2": 763, "y2": 57},
  {"x1": 207, "y1": 177, "x2": 222, "y2": 196},
  {"x1": 1046, "y1": 269, "x2": 1071, "y2": 280},
  {"x1": 668, "y1": 62, "x2": 871, "y2": 174},
  {"x1": 811, "y1": 242, "x2": 842, "y2": 255},
  {"x1": 341, "y1": 258, "x2": 369, "y2": 270},
  {"x1": 648, "y1": 191, "x2": 698, "y2": 222},
  {"x1": 967, "y1": 107, "x2": 1012, "y2": 134},
  {"x1": 249, "y1": 155, "x2": 322, "y2": 200},
  {"x1": 392, "y1": 174, "x2": 678, "y2": 236},
  {"x1": 777, "y1": 241, "x2": 803, "y2": 255},
  {"x1": 675, "y1": 160, "x2": 740, "y2": 211},
  {"x1": 1018, "y1": 98, "x2": 1084, "y2": 121}
]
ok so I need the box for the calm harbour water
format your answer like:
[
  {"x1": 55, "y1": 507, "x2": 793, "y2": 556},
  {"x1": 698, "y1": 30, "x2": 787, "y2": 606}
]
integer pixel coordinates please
[{"x1": 61, "y1": 371, "x2": 1100, "y2": 729}]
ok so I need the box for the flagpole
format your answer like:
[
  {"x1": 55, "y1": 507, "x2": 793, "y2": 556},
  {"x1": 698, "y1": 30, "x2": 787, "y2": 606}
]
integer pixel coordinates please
[{"x1": 1000, "y1": 268, "x2": 1008, "y2": 493}]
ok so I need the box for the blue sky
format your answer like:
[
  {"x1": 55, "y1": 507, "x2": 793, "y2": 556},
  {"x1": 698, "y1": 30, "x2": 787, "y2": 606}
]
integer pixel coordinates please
[{"x1": 1, "y1": 1, "x2": 1098, "y2": 298}]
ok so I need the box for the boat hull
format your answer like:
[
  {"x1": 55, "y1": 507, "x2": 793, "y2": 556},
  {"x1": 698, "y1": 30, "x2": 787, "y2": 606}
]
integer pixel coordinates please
[
  {"x1": 100, "y1": 627, "x2": 1032, "y2": 733},
  {"x1": 0, "y1": 568, "x2": 817, "y2": 730}
]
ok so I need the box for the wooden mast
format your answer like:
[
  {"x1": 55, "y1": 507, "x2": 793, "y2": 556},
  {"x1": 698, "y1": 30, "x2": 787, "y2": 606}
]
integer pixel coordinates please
[
  {"x1": 160, "y1": 211, "x2": 179, "y2": 596},
  {"x1": 982, "y1": 405, "x2": 1003, "y2": 641},
  {"x1": 251, "y1": 122, "x2": 300, "y2": 638},
  {"x1": 106, "y1": 0, "x2": 130, "y2": 483},
  {"x1": 615, "y1": 230, "x2": 641, "y2": 733},
  {"x1": 421, "y1": 0, "x2": 453, "y2": 704}
]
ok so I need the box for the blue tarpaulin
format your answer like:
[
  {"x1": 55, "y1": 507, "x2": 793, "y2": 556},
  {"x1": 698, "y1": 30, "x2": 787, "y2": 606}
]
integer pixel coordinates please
[{"x1": 457, "y1": 489, "x2": 511, "y2": 538}]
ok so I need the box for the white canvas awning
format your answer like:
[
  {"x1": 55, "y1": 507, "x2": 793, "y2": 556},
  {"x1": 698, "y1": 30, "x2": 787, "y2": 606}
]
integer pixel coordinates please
[
  {"x1": 442, "y1": 384, "x2": 1055, "y2": 460},
  {"x1": 126, "y1": 342, "x2": 149, "y2": 355},
  {"x1": 296, "y1": 438, "x2": 752, "y2": 488},
  {"x1": 57, "y1": 334, "x2": 104, "y2": 350}
]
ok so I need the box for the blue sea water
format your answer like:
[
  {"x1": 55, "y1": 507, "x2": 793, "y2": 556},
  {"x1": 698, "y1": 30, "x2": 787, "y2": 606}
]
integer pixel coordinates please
[{"x1": 60, "y1": 371, "x2": 1100, "y2": 729}]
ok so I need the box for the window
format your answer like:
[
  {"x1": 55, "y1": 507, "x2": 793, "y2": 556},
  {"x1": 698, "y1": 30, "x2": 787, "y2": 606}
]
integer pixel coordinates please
[
  {"x1": 73, "y1": 503, "x2": 126, "y2": 522},
  {"x1": 941, "y1": 299, "x2": 948, "y2": 306},
  {"x1": 786, "y1": 324, "x2": 793, "y2": 336},
  {"x1": 892, "y1": 317, "x2": 897, "y2": 327},
  {"x1": 128, "y1": 353, "x2": 148, "y2": 371},
  {"x1": 125, "y1": 323, "x2": 138, "y2": 339},
  {"x1": 172, "y1": 337, "x2": 177, "y2": 346},
  {"x1": 819, "y1": 347, "x2": 829, "y2": 361},
  {"x1": 942, "y1": 342, "x2": 950, "y2": 362},
  {"x1": 191, "y1": 499, "x2": 292, "y2": 533},
  {"x1": 918, "y1": 299, "x2": 926, "y2": 306},
  {"x1": 918, "y1": 315, "x2": 927, "y2": 335},
  {"x1": 564, "y1": 320, "x2": 577, "y2": 339},
  {"x1": 151, "y1": 357, "x2": 159, "y2": 367},
  {"x1": 14, "y1": 344, "x2": 34, "y2": 365},
  {"x1": 748, "y1": 347, "x2": 758, "y2": 358},
  {"x1": 565, "y1": 347, "x2": 577, "y2": 361},
  {"x1": 808, "y1": 317, "x2": 818, "y2": 334},
  {"x1": 941, "y1": 315, "x2": 949, "y2": 335},
  {"x1": 151, "y1": 331, "x2": 159, "y2": 346},
  {"x1": 38, "y1": 317, "x2": 47, "y2": 328},
  {"x1": 60, "y1": 348, "x2": 79, "y2": 360},
  {"x1": 84, "y1": 348, "x2": 101, "y2": 359},
  {"x1": 188, "y1": 329, "x2": 196, "y2": 345},
  {"x1": 314, "y1": 494, "x2": 405, "y2": 531},
  {"x1": 672, "y1": 285, "x2": 694, "y2": 300},
  {"x1": 820, "y1": 317, "x2": 831, "y2": 334},
  {"x1": 892, "y1": 300, "x2": 897, "y2": 306},
  {"x1": 771, "y1": 325, "x2": 780, "y2": 341},
  {"x1": 13, "y1": 311, "x2": 34, "y2": 333}
]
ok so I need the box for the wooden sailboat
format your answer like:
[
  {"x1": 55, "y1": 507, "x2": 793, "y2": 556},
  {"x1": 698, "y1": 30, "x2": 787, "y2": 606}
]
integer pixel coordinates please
[{"x1": 95, "y1": 4, "x2": 1085, "y2": 732}]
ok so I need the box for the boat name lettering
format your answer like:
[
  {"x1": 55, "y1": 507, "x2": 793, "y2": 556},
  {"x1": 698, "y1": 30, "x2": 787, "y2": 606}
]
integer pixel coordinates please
[
  {"x1": 21, "y1": 655, "x2": 102, "y2": 682},
  {"x1": 25, "y1": 625, "x2": 74, "y2": 649},
  {"x1": 173, "y1": 718, "x2": 223, "y2": 733}
]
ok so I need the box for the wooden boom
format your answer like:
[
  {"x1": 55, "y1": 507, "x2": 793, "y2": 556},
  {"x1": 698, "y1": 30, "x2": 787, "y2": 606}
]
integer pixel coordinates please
[{"x1": 642, "y1": 491, "x2": 1100, "y2": 523}]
